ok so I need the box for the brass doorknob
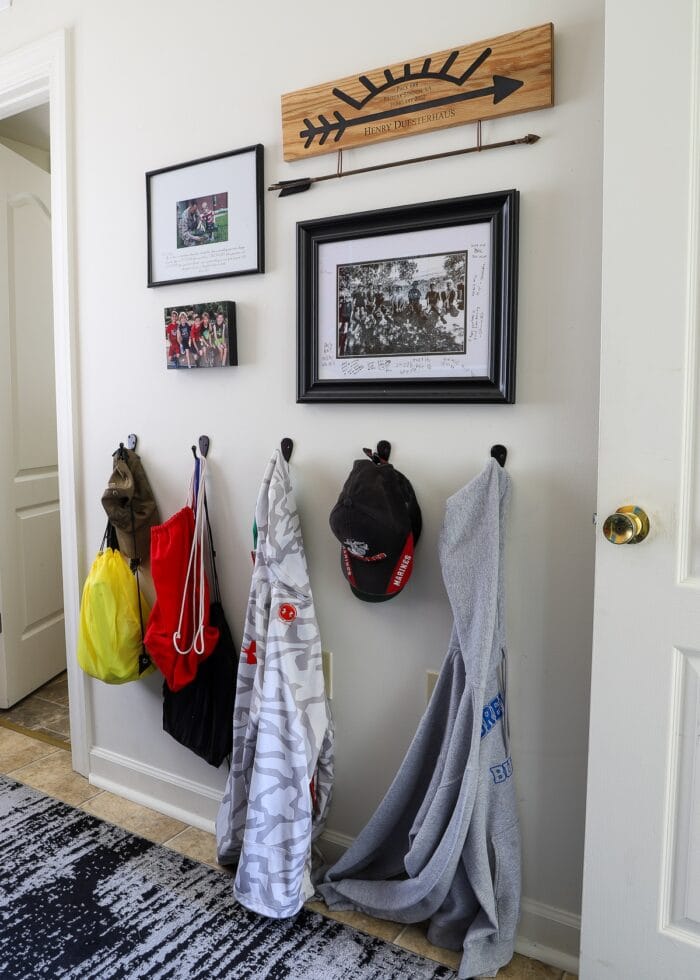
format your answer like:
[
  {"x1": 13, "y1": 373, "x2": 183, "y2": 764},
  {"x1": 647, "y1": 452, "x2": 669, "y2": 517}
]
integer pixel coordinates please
[{"x1": 602, "y1": 505, "x2": 650, "y2": 544}]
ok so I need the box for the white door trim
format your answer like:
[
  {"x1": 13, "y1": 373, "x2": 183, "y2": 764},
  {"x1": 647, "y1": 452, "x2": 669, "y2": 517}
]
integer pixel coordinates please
[{"x1": 0, "y1": 31, "x2": 89, "y2": 774}]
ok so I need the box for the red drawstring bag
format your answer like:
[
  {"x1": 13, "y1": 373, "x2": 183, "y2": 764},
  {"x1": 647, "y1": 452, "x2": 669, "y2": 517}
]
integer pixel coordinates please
[{"x1": 145, "y1": 460, "x2": 219, "y2": 691}]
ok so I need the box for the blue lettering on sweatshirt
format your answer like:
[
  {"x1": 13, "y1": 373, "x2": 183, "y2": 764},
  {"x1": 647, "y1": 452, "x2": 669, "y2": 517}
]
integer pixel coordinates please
[
  {"x1": 480, "y1": 693, "x2": 504, "y2": 739},
  {"x1": 490, "y1": 757, "x2": 513, "y2": 784}
]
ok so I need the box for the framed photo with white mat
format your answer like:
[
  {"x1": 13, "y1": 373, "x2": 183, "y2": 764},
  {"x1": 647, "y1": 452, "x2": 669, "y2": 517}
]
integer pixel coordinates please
[
  {"x1": 146, "y1": 145, "x2": 264, "y2": 287},
  {"x1": 297, "y1": 190, "x2": 518, "y2": 403}
]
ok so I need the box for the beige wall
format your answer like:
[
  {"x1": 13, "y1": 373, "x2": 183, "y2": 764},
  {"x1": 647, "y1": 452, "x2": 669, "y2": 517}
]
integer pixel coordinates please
[
  {"x1": 0, "y1": 0, "x2": 604, "y2": 965},
  {"x1": 0, "y1": 135, "x2": 49, "y2": 172}
]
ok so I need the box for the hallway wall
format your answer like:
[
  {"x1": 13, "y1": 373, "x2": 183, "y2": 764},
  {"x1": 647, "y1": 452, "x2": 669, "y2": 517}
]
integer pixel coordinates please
[
  {"x1": 0, "y1": 135, "x2": 49, "y2": 172},
  {"x1": 0, "y1": 0, "x2": 604, "y2": 968}
]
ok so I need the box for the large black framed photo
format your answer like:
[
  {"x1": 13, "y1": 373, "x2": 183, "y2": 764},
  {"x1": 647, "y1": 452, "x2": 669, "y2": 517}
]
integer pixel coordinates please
[
  {"x1": 297, "y1": 190, "x2": 518, "y2": 403},
  {"x1": 146, "y1": 145, "x2": 264, "y2": 287}
]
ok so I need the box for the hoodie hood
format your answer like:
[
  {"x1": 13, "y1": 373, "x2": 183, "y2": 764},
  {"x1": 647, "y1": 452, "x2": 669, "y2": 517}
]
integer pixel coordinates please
[{"x1": 253, "y1": 450, "x2": 311, "y2": 595}]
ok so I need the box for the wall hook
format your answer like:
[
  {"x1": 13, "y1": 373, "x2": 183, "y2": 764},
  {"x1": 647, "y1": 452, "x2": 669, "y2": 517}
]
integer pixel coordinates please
[
  {"x1": 281, "y1": 437, "x2": 294, "y2": 462},
  {"x1": 376, "y1": 440, "x2": 391, "y2": 462},
  {"x1": 363, "y1": 440, "x2": 391, "y2": 464},
  {"x1": 127, "y1": 433, "x2": 138, "y2": 451},
  {"x1": 491, "y1": 444, "x2": 507, "y2": 467},
  {"x1": 198, "y1": 435, "x2": 210, "y2": 458}
]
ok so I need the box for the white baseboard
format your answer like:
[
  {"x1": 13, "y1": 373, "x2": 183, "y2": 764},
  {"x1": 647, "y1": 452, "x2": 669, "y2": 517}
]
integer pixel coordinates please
[
  {"x1": 317, "y1": 827, "x2": 355, "y2": 865},
  {"x1": 89, "y1": 746, "x2": 220, "y2": 833},
  {"x1": 88, "y1": 750, "x2": 580, "y2": 975},
  {"x1": 516, "y1": 896, "x2": 581, "y2": 974}
]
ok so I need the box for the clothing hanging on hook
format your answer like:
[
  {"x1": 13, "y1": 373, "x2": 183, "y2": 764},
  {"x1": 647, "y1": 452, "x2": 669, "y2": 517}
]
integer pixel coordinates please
[
  {"x1": 320, "y1": 457, "x2": 520, "y2": 980},
  {"x1": 216, "y1": 447, "x2": 334, "y2": 918}
]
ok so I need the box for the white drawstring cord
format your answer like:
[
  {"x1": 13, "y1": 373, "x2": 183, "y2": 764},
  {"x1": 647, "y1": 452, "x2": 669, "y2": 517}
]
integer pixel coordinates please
[{"x1": 173, "y1": 457, "x2": 208, "y2": 656}]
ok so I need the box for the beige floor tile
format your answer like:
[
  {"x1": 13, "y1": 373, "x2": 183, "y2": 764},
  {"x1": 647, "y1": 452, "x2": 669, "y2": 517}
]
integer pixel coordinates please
[
  {"x1": 305, "y1": 900, "x2": 403, "y2": 943},
  {"x1": 9, "y1": 750, "x2": 100, "y2": 806},
  {"x1": 0, "y1": 727, "x2": 58, "y2": 773},
  {"x1": 164, "y1": 826, "x2": 227, "y2": 869},
  {"x1": 0, "y1": 696, "x2": 70, "y2": 739},
  {"x1": 0, "y1": 719, "x2": 70, "y2": 751},
  {"x1": 494, "y1": 952, "x2": 564, "y2": 978},
  {"x1": 81, "y1": 791, "x2": 187, "y2": 844},
  {"x1": 37, "y1": 672, "x2": 69, "y2": 706},
  {"x1": 393, "y1": 924, "x2": 461, "y2": 970}
]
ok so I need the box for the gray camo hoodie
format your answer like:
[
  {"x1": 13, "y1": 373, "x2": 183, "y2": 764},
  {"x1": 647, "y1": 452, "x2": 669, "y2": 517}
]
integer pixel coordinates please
[{"x1": 319, "y1": 458, "x2": 520, "y2": 978}]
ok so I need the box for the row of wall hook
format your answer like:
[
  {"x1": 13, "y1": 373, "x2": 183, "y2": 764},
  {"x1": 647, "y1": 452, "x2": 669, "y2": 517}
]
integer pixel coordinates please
[
  {"x1": 118, "y1": 434, "x2": 505, "y2": 468},
  {"x1": 283, "y1": 438, "x2": 506, "y2": 467}
]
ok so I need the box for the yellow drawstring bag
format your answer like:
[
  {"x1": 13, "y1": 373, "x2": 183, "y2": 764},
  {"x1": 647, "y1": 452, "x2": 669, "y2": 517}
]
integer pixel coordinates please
[{"x1": 77, "y1": 541, "x2": 154, "y2": 684}]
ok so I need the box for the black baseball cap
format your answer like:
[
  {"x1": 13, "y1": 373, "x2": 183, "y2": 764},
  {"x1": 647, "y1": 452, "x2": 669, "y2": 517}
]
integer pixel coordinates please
[{"x1": 329, "y1": 457, "x2": 422, "y2": 602}]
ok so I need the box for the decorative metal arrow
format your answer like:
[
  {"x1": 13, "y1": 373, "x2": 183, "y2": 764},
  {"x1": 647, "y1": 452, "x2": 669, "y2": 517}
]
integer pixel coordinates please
[
  {"x1": 299, "y1": 74, "x2": 524, "y2": 148},
  {"x1": 270, "y1": 125, "x2": 540, "y2": 196}
]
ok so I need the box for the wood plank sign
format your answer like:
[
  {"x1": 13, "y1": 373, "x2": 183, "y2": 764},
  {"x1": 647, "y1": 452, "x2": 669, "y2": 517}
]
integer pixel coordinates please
[{"x1": 281, "y1": 24, "x2": 553, "y2": 161}]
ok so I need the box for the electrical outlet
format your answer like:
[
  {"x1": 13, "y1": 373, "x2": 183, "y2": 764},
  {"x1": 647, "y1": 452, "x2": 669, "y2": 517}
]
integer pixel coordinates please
[
  {"x1": 322, "y1": 650, "x2": 333, "y2": 700},
  {"x1": 426, "y1": 670, "x2": 439, "y2": 704}
]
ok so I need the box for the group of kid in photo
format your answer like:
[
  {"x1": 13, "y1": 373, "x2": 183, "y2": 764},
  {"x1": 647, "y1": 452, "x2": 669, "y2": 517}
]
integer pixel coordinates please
[{"x1": 165, "y1": 307, "x2": 229, "y2": 369}]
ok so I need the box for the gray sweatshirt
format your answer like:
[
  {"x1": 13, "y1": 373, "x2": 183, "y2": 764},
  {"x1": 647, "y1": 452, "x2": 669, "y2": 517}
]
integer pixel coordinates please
[{"x1": 319, "y1": 458, "x2": 520, "y2": 979}]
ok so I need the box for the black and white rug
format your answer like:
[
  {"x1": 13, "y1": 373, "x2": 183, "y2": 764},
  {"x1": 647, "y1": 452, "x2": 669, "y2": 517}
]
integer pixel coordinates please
[{"x1": 0, "y1": 776, "x2": 455, "y2": 979}]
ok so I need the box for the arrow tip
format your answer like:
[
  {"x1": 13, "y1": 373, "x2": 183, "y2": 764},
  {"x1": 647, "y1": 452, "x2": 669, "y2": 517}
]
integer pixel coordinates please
[{"x1": 492, "y1": 75, "x2": 524, "y2": 104}]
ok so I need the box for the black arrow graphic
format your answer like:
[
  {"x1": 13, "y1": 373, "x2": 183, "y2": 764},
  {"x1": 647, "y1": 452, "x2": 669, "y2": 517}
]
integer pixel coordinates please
[{"x1": 300, "y1": 74, "x2": 524, "y2": 148}]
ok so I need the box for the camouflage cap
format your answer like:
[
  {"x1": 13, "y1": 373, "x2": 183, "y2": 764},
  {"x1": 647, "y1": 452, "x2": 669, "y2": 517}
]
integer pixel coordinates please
[{"x1": 101, "y1": 448, "x2": 160, "y2": 561}]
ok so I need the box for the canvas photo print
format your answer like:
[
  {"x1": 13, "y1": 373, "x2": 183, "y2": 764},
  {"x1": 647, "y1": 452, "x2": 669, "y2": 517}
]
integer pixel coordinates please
[
  {"x1": 176, "y1": 193, "x2": 228, "y2": 249},
  {"x1": 164, "y1": 301, "x2": 237, "y2": 369},
  {"x1": 336, "y1": 251, "x2": 467, "y2": 358}
]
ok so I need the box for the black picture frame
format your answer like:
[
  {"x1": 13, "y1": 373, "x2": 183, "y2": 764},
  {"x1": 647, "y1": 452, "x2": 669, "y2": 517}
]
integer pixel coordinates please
[
  {"x1": 146, "y1": 145, "x2": 264, "y2": 288},
  {"x1": 297, "y1": 190, "x2": 518, "y2": 403}
]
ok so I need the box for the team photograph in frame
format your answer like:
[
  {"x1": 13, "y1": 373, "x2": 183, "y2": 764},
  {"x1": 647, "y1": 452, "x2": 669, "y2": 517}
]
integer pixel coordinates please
[
  {"x1": 297, "y1": 190, "x2": 518, "y2": 403},
  {"x1": 164, "y1": 301, "x2": 237, "y2": 369},
  {"x1": 147, "y1": 145, "x2": 264, "y2": 287},
  {"x1": 336, "y1": 250, "x2": 467, "y2": 359}
]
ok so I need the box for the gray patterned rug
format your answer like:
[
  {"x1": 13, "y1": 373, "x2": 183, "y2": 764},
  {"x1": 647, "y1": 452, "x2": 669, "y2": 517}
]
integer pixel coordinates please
[{"x1": 0, "y1": 776, "x2": 455, "y2": 979}]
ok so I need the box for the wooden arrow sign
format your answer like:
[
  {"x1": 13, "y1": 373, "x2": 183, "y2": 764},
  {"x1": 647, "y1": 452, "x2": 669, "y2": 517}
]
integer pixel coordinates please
[{"x1": 281, "y1": 24, "x2": 553, "y2": 161}]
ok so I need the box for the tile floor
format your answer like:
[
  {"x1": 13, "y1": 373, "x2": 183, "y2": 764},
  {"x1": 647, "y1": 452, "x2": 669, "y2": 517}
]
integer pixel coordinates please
[
  {"x1": 0, "y1": 671, "x2": 70, "y2": 744},
  {"x1": 0, "y1": 726, "x2": 577, "y2": 979}
]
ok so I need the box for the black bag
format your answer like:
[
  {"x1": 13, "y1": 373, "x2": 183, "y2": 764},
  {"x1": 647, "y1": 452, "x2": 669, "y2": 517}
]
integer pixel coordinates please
[{"x1": 162, "y1": 492, "x2": 236, "y2": 767}]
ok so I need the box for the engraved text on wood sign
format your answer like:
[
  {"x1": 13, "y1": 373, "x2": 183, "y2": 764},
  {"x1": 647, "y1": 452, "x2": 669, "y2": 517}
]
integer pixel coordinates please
[{"x1": 281, "y1": 24, "x2": 554, "y2": 161}]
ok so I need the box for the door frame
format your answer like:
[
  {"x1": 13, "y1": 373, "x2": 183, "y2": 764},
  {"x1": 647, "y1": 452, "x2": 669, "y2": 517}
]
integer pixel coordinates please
[{"x1": 0, "y1": 31, "x2": 89, "y2": 773}]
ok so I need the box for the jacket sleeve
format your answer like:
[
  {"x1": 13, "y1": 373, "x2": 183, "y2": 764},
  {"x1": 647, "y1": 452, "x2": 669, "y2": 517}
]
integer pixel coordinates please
[
  {"x1": 215, "y1": 581, "x2": 267, "y2": 866},
  {"x1": 231, "y1": 586, "x2": 329, "y2": 919}
]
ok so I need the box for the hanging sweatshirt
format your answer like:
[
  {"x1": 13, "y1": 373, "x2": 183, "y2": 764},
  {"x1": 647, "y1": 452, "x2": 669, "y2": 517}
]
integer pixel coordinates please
[
  {"x1": 319, "y1": 458, "x2": 520, "y2": 979},
  {"x1": 216, "y1": 450, "x2": 334, "y2": 919}
]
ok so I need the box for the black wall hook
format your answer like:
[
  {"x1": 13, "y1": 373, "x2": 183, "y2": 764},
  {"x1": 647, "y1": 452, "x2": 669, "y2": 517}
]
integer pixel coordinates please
[
  {"x1": 115, "y1": 434, "x2": 137, "y2": 460},
  {"x1": 281, "y1": 438, "x2": 294, "y2": 462},
  {"x1": 491, "y1": 444, "x2": 507, "y2": 467},
  {"x1": 363, "y1": 440, "x2": 392, "y2": 465},
  {"x1": 198, "y1": 435, "x2": 210, "y2": 458}
]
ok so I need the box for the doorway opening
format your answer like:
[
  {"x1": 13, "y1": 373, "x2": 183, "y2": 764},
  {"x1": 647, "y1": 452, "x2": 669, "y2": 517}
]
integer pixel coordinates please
[
  {"x1": 0, "y1": 103, "x2": 71, "y2": 749},
  {"x1": 0, "y1": 32, "x2": 87, "y2": 775}
]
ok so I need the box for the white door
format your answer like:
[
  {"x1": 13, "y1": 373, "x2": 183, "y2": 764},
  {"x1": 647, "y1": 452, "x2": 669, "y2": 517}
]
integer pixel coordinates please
[
  {"x1": 581, "y1": 1, "x2": 700, "y2": 977},
  {"x1": 0, "y1": 140, "x2": 65, "y2": 708}
]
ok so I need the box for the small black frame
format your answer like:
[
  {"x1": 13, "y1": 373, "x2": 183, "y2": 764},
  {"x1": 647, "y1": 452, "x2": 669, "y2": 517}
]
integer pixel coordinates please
[
  {"x1": 297, "y1": 189, "x2": 518, "y2": 403},
  {"x1": 146, "y1": 145, "x2": 265, "y2": 288}
]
